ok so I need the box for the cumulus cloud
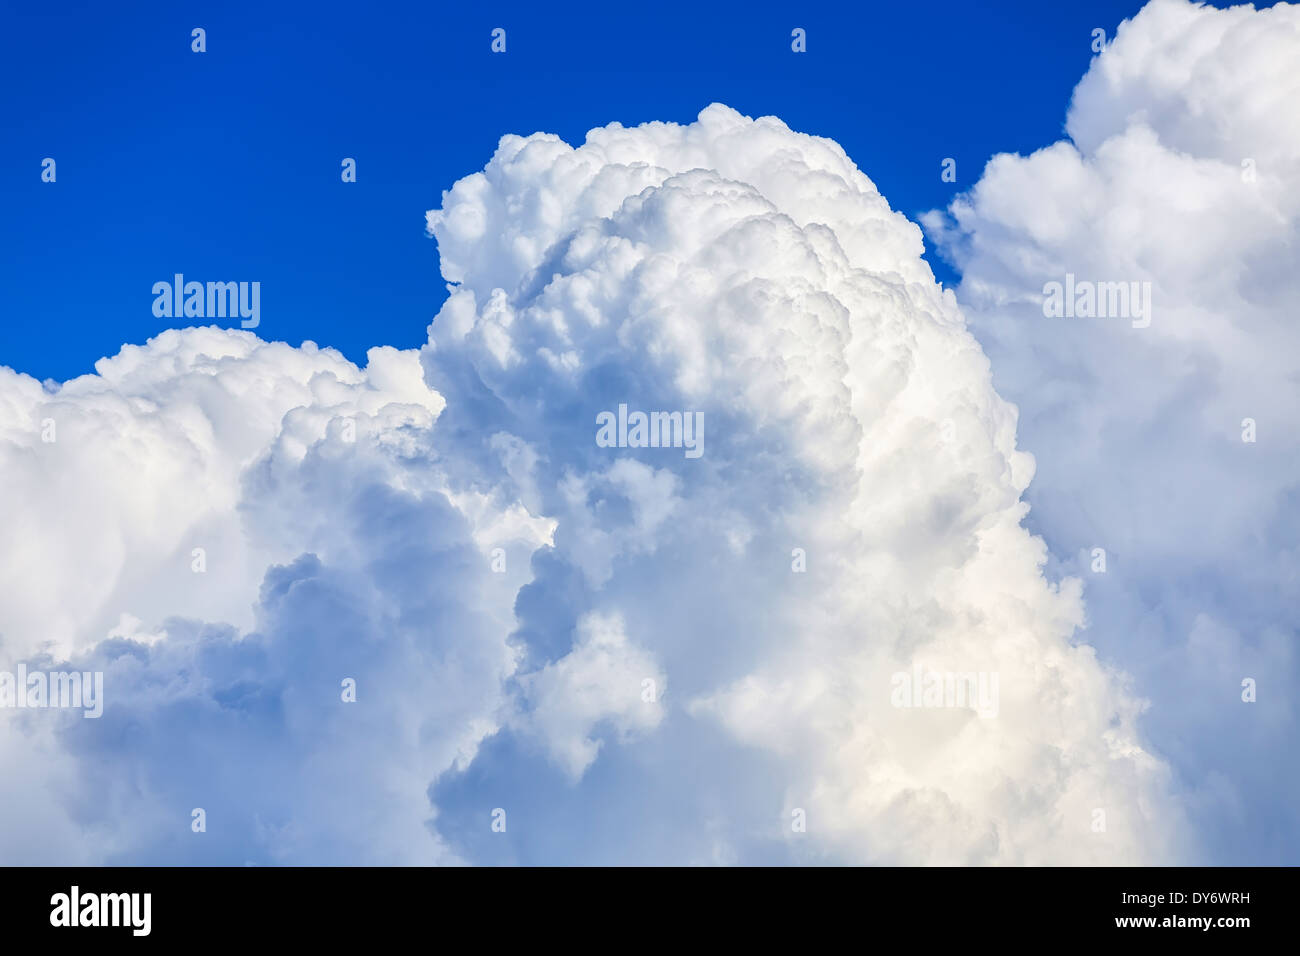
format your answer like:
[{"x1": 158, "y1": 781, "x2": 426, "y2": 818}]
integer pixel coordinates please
[
  {"x1": 925, "y1": 0, "x2": 1299, "y2": 862},
  {"x1": 2, "y1": 72, "x2": 1228, "y2": 861},
  {"x1": 422, "y1": 103, "x2": 1181, "y2": 863},
  {"x1": 0, "y1": 330, "x2": 543, "y2": 863},
  {"x1": 1, "y1": 330, "x2": 442, "y2": 662}
]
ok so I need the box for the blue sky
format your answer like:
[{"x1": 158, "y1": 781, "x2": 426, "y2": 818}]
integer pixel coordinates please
[{"x1": 3, "y1": 0, "x2": 1149, "y2": 382}]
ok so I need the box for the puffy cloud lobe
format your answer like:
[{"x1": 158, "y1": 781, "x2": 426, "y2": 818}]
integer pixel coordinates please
[
  {"x1": 0, "y1": 329, "x2": 539, "y2": 863},
  {"x1": 513, "y1": 612, "x2": 665, "y2": 780},
  {"x1": 925, "y1": 0, "x2": 1299, "y2": 862},
  {"x1": 424, "y1": 104, "x2": 1181, "y2": 863},
  {"x1": 0, "y1": 329, "x2": 443, "y2": 662}
]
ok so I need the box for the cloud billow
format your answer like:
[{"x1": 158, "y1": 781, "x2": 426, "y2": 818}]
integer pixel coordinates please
[
  {"x1": 421, "y1": 103, "x2": 1181, "y2": 864},
  {"x1": 12, "y1": 26, "x2": 1278, "y2": 856}
]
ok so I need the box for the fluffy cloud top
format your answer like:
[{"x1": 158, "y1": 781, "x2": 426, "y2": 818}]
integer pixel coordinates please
[{"x1": 419, "y1": 103, "x2": 1178, "y2": 864}]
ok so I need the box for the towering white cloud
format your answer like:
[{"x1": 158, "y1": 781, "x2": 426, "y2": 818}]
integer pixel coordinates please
[
  {"x1": 424, "y1": 103, "x2": 1182, "y2": 863},
  {"x1": 924, "y1": 0, "x2": 1299, "y2": 862},
  {"x1": 2, "y1": 84, "x2": 1209, "y2": 862}
]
